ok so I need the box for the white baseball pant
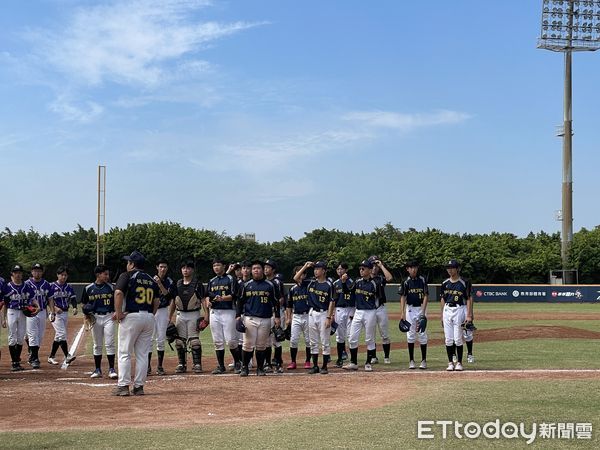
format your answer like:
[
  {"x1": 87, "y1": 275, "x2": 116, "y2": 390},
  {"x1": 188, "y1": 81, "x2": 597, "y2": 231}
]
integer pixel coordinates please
[
  {"x1": 290, "y1": 313, "x2": 309, "y2": 349},
  {"x1": 348, "y1": 309, "x2": 377, "y2": 351},
  {"x1": 375, "y1": 305, "x2": 390, "y2": 345},
  {"x1": 335, "y1": 307, "x2": 354, "y2": 344},
  {"x1": 117, "y1": 311, "x2": 155, "y2": 388},
  {"x1": 242, "y1": 316, "x2": 271, "y2": 352},
  {"x1": 308, "y1": 309, "x2": 331, "y2": 356},
  {"x1": 209, "y1": 309, "x2": 237, "y2": 351},
  {"x1": 406, "y1": 306, "x2": 428, "y2": 344},
  {"x1": 7, "y1": 309, "x2": 27, "y2": 346},
  {"x1": 92, "y1": 314, "x2": 116, "y2": 356},
  {"x1": 175, "y1": 310, "x2": 201, "y2": 341},
  {"x1": 51, "y1": 310, "x2": 68, "y2": 342},
  {"x1": 152, "y1": 307, "x2": 170, "y2": 352},
  {"x1": 26, "y1": 311, "x2": 47, "y2": 347},
  {"x1": 443, "y1": 304, "x2": 466, "y2": 346}
]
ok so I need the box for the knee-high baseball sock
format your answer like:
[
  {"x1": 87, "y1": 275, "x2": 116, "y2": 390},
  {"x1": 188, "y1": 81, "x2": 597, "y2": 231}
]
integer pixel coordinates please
[
  {"x1": 15, "y1": 344, "x2": 23, "y2": 362},
  {"x1": 59, "y1": 340, "x2": 69, "y2": 357},
  {"x1": 9, "y1": 345, "x2": 17, "y2": 362},
  {"x1": 264, "y1": 346, "x2": 272, "y2": 366},
  {"x1": 446, "y1": 345, "x2": 454, "y2": 362},
  {"x1": 312, "y1": 353, "x2": 319, "y2": 367},
  {"x1": 350, "y1": 348, "x2": 358, "y2": 365},
  {"x1": 408, "y1": 342, "x2": 415, "y2": 361},
  {"x1": 94, "y1": 354, "x2": 102, "y2": 370},
  {"x1": 242, "y1": 350, "x2": 253, "y2": 369},
  {"x1": 290, "y1": 347, "x2": 298, "y2": 363},
  {"x1": 337, "y1": 342, "x2": 345, "y2": 360},
  {"x1": 274, "y1": 346, "x2": 283, "y2": 365},
  {"x1": 30, "y1": 346, "x2": 40, "y2": 361},
  {"x1": 466, "y1": 340, "x2": 473, "y2": 355},
  {"x1": 305, "y1": 346, "x2": 311, "y2": 362},
  {"x1": 157, "y1": 350, "x2": 165, "y2": 367},
  {"x1": 256, "y1": 350, "x2": 265, "y2": 370},
  {"x1": 230, "y1": 347, "x2": 240, "y2": 364},
  {"x1": 322, "y1": 354, "x2": 330, "y2": 369},
  {"x1": 147, "y1": 352, "x2": 152, "y2": 369},
  {"x1": 50, "y1": 341, "x2": 60, "y2": 358},
  {"x1": 216, "y1": 349, "x2": 225, "y2": 368},
  {"x1": 107, "y1": 354, "x2": 115, "y2": 370},
  {"x1": 456, "y1": 345, "x2": 464, "y2": 363},
  {"x1": 383, "y1": 343, "x2": 391, "y2": 358},
  {"x1": 452, "y1": 343, "x2": 456, "y2": 358},
  {"x1": 420, "y1": 344, "x2": 427, "y2": 361}
]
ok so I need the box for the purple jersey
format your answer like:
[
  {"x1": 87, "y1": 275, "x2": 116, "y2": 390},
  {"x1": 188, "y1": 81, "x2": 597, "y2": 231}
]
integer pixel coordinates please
[
  {"x1": 25, "y1": 278, "x2": 52, "y2": 310},
  {"x1": 0, "y1": 277, "x2": 5, "y2": 306},
  {"x1": 2, "y1": 282, "x2": 37, "y2": 310},
  {"x1": 49, "y1": 282, "x2": 77, "y2": 311}
]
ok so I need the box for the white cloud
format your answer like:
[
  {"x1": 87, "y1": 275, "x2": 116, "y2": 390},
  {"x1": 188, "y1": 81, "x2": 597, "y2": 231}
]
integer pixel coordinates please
[
  {"x1": 48, "y1": 95, "x2": 104, "y2": 123},
  {"x1": 29, "y1": 0, "x2": 264, "y2": 88},
  {"x1": 342, "y1": 109, "x2": 471, "y2": 131}
]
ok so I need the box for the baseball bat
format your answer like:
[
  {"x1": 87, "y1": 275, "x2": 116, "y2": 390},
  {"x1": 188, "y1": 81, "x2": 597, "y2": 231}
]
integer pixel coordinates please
[{"x1": 60, "y1": 324, "x2": 86, "y2": 370}]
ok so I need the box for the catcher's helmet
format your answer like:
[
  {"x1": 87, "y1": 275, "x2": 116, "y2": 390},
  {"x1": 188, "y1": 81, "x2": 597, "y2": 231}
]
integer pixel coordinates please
[
  {"x1": 416, "y1": 315, "x2": 428, "y2": 333},
  {"x1": 236, "y1": 318, "x2": 246, "y2": 333},
  {"x1": 398, "y1": 319, "x2": 411, "y2": 333}
]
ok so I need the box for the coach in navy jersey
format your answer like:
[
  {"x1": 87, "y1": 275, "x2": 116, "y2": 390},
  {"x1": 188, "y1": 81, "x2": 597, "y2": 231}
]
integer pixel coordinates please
[{"x1": 113, "y1": 251, "x2": 160, "y2": 396}]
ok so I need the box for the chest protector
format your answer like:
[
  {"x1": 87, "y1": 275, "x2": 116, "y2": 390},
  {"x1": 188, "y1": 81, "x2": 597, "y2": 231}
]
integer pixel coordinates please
[{"x1": 175, "y1": 279, "x2": 202, "y2": 312}]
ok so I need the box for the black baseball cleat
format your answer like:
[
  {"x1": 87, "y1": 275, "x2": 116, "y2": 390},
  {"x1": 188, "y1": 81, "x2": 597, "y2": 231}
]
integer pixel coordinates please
[
  {"x1": 175, "y1": 364, "x2": 186, "y2": 374},
  {"x1": 256, "y1": 368, "x2": 266, "y2": 376},
  {"x1": 211, "y1": 366, "x2": 226, "y2": 375},
  {"x1": 234, "y1": 361, "x2": 242, "y2": 374},
  {"x1": 320, "y1": 367, "x2": 329, "y2": 375},
  {"x1": 112, "y1": 386, "x2": 130, "y2": 396},
  {"x1": 132, "y1": 386, "x2": 145, "y2": 396},
  {"x1": 263, "y1": 364, "x2": 272, "y2": 373},
  {"x1": 335, "y1": 359, "x2": 343, "y2": 368},
  {"x1": 239, "y1": 367, "x2": 249, "y2": 377},
  {"x1": 275, "y1": 364, "x2": 283, "y2": 374},
  {"x1": 65, "y1": 354, "x2": 76, "y2": 365},
  {"x1": 31, "y1": 359, "x2": 41, "y2": 370},
  {"x1": 308, "y1": 366, "x2": 320, "y2": 374},
  {"x1": 156, "y1": 366, "x2": 166, "y2": 376}
]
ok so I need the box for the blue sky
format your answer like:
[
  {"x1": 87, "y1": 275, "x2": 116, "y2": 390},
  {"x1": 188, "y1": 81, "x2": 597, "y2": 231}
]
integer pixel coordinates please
[{"x1": 1, "y1": 0, "x2": 599, "y2": 242}]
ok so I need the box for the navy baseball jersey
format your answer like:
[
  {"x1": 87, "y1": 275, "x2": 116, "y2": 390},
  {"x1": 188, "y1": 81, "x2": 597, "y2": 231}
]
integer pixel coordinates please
[
  {"x1": 440, "y1": 278, "x2": 471, "y2": 306},
  {"x1": 2, "y1": 282, "x2": 37, "y2": 309},
  {"x1": 207, "y1": 274, "x2": 238, "y2": 310},
  {"x1": 399, "y1": 276, "x2": 429, "y2": 307},
  {"x1": 157, "y1": 276, "x2": 174, "y2": 309},
  {"x1": 81, "y1": 282, "x2": 115, "y2": 313},
  {"x1": 48, "y1": 282, "x2": 77, "y2": 311},
  {"x1": 287, "y1": 283, "x2": 310, "y2": 314},
  {"x1": 25, "y1": 278, "x2": 52, "y2": 310},
  {"x1": 115, "y1": 270, "x2": 160, "y2": 313},
  {"x1": 345, "y1": 277, "x2": 381, "y2": 310},
  {"x1": 270, "y1": 275, "x2": 286, "y2": 306},
  {"x1": 306, "y1": 279, "x2": 334, "y2": 311},
  {"x1": 237, "y1": 279, "x2": 279, "y2": 319},
  {"x1": 333, "y1": 277, "x2": 355, "y2": 307},
  {"x1": 373, "y1": 274, "x2": 387, "y2": 306}
]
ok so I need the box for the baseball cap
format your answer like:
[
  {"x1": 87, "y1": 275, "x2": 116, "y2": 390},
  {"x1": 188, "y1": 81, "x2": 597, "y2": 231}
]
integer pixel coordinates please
[
  {"x1": 368, "y1": 255, "x2": 380, "y2": 263},
  {"x1": 314, "y1": 261, "x2": 327, "y2": 269},
  {"x1": 359, "y1": 260, "x2": 373, "y2": 269},
  {"x1": 405, "y1": 260, "x2": 420, "y2": 268},
  {"x1": 232, "y1": 262, "x2": 242, "y2": 269},
  {"x1": 123, "y1": 250, "x2": 146, "y2": 264},
  {"x1": 264, "y1": 258, "x2": 277, "y2": 269},
  {"x1": 11, "y1": 264, "x2": 24, "y2": 273},
  {"x1": 31, "y1": 263, "x2": 44, "y2": 270},
  {"x1": 445, "y1": 259, "x2": 460, "y2": 269}
]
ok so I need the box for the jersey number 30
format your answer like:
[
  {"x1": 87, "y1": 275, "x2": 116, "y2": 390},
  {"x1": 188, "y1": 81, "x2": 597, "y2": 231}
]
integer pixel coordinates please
[{"x1": 135, "y1": 287, "x2": 155, "y2": 305}]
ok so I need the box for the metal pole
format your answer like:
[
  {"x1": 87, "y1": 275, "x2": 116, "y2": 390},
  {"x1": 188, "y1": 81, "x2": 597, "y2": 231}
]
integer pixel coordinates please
[
  {"x1": 562, "y1": 0, "x2": 574, "y2": 283},
  {"x1": 97, "y1": 166, "x2": 101, "y2": 266}
]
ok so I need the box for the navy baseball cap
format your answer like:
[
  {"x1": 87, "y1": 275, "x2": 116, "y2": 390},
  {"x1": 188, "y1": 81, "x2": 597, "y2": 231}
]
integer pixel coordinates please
[
  {"x1": 445, "y1": 259, "x2": 460, "y2": 268},
  {"x1": 11, "y1": 264, "x2": 24, "y2": 273},
  {"x1": 31, "y1": 263, "x2": 44, "y2": 270},
  {"x1": 123, "y1": 250, "x2": 146, "y2": 264},
  {"x1": 264, "y1": 259, "x2": 277, "y2": 269},
  {"x1": 359, "y1": 260, "x2": 373, "y2": 269},
  {"x1": 314, "y1": 261, "x2": 327, "y2": 269},
  {"x1": 368, "y1": 255, "x2": 379, "y2": 262}
]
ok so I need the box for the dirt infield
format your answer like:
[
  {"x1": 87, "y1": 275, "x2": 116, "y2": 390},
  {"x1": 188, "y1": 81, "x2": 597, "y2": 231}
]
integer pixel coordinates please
[{"x1": 1, "y1": 313, "x2": 599, "y2": 433}]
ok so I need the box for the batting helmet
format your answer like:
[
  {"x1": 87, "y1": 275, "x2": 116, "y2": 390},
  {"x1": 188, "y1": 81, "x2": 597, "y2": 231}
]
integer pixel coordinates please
[
  {"x1": 236, "y1": 318, "x2": 246, "y2": 333},
  {"x1": 398, "y1": 319, "x2": 411, "y2": 333},
  {"x1": 416, "y1": 315, "x2": 428, "y2": 333}
]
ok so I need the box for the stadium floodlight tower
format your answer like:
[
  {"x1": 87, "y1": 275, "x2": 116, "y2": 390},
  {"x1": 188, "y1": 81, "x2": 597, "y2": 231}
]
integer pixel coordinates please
[{"x1": 537, "y1": 0, "x2": 600, "y2": 283}]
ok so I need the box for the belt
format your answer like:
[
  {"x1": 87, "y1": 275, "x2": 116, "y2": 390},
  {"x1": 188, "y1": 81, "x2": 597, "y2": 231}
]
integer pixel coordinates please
[
  {"x1": 311, "y1": 308, "x2": 326, "y2": 313},
  {"x1": 126, "y1": 310, "x2": 151, "y2": 313},
  {"x1": 294, "y1": 311, "x2": 309, "y2": 315},
  {"x1": 95, "y1": 311, "x2": 111, "y2": 315},
  {"x1": 178, "y1": 308, "x2": 200, "y2": 312},
  {"x1": 445, "y1": 303, "x2": 462, "y2": 308}
]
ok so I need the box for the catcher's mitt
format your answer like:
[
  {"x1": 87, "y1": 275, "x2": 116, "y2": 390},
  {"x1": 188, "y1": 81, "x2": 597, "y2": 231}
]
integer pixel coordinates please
[
  {"x1": 197, "y1": 318, "x2": 209, "y2": 332},
  {"x1": 235, "y1": 318, "x2": 246, "y2": 333},
  {"x1": 329, "y1": 318, "x2": 338, "y2": 336},
  {"x1": 398, "y1": 319, "x2": 411, "y2": 333},
  {"x1": 462, "y1": 320, "x2": 477, "y2": 332},
  {"x1": 271, "y1": 325, "x2": 286, "y2": 342},
  {"x1": 21, "y1": 305, "x2": 38, "y2": 317},
  {"x1": 284, "y1": 326, "x2": 291, "y2": 340},
  {"x1": 416, "y1": 315, "x2": 427, "y2": 333}
]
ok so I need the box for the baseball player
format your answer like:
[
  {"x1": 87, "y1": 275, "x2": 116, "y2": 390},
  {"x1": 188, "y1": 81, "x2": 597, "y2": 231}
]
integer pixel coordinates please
[
  {"x1": 343, "y1": 259, "x2": 382, "y2": 372},
  {"x1": 24, "y1": 263, "x2": 51, "y2": 369},
  {"x1": 148, "y1": 259, "x2": 173, "y2": 376},
  {"x1": 1, "y1": 265, "x2": 38, "y2": 371},
  {"x1": 81, "y1": 264, "x2": 118, "y2": 379},
  {"x1": 168, "y1": 260, "x2": 207, "y2": 374},
  {"x1": 399, "y1": 260, "x2": 428, "y2": 369},
  {"x1": 263, "y1": 259, "x2": 285, "y2": 373},
  {"x1": 47, "y1": 266, "x2": 78, "y2": 365},
  {"x1": 440, "y1": 259, "x2": 473, "y2": 372},
  {"x1": 333, "y1": 262, "x2": 354, "y2": 367},
  {"x1": 206, "y1": 258, "x2": 241, "y2": 375},
  {"x1": 369, "y1": 256, "x2": 393, "y2": 364},
  {"x1": 236, "y1": 260, "x2": 280, "y2": 377},
  {"x1": 294, "y1": 261, "x2": 334, "y2": 375},
  {"x1": 113, "y1": 250, "x2": 160, "y2": 396},
  {"x1": 226, "y1": 262, "x2": 245, "y2": 370},
  {"x1": 285, "y1": 265, "x2": 312, "y2": 370}
]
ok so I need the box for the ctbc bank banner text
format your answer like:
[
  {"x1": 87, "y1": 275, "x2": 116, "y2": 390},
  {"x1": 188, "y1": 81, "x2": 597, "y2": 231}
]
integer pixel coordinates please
[{"x1": 472, "y1": 285, "x2": 600, "y2": 303}]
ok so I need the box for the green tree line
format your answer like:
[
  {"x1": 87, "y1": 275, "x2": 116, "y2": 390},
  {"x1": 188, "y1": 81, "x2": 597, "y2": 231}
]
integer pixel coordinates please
[{"x1": 1, "y1": 222, "x2": 599, "y2": 284}]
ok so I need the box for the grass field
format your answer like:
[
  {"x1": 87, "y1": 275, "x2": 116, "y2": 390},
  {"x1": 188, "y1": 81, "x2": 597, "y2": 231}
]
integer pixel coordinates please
[{"x1": 1, "y1": 302, "x2": 598, "y2": 449}]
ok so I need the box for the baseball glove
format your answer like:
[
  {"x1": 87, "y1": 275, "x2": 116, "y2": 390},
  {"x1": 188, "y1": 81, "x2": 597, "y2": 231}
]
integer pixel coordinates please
[
  {"x1": 329, "y1": 318, "x2": 338, "y2": 336},
  {"x1": 284, "y1": 326, "x2": 291, "y2": 340},
  {"x1": 84, "y1": 313, "x2": 96, "y2": 330},
  {"x1": 416, "y1": 315, "x2": 428, "y2": 333},
  {"x1": 21, "y1": 305, "x2": 38, "y2": 317},
  {"x1": 462, "y1": 320, "x2": 477, "y2": 332},
  {"x1": 398, "y1": 319, "x2": 411, "y2": 333},
  {"x1": 197, "y1": 318, "x2": 209, "y2": 332},
  {"x1": 271, "y1": 325, "x2": 286, "y2": 342},
  {"x1": 235, "y1": 318, "x2": 246, "y2": 333}
]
